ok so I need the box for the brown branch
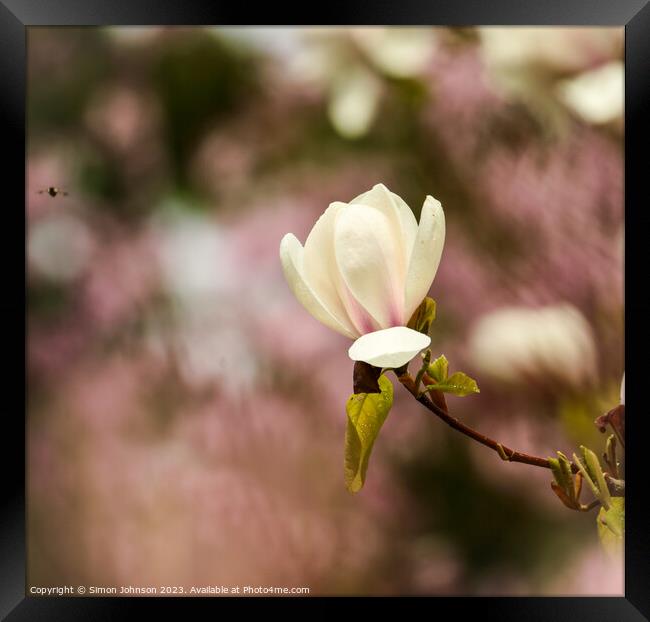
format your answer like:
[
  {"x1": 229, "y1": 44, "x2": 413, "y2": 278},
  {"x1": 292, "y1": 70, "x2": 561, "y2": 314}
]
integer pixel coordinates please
[{"x1": 397, "y1": 372, "x2": 578, "y2": 473}]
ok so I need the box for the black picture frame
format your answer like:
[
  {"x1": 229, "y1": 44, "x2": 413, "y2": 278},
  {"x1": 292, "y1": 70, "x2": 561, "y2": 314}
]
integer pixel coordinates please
[{"x1": 4, "y1": 1, "x2": 649, "y2": 619}]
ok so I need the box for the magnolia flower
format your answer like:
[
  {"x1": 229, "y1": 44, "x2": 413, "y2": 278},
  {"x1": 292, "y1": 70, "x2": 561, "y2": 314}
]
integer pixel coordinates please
[{"x1": 279, "y1": 184, "x2": 445, "y2": 368}]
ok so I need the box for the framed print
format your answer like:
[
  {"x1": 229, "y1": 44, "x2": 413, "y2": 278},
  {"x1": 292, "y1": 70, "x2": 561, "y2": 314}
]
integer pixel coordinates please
[{"x1": 3, "y1": 0, "x2": 649, "y2": 619}]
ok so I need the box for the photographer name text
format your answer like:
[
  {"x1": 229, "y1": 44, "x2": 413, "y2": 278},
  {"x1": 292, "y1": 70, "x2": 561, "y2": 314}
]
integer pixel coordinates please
[{"x1": 30, "y1": 585, "x2": 310, "y2": 596}]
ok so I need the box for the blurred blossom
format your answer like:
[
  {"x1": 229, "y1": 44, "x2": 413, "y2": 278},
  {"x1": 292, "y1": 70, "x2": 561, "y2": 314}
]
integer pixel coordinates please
[
  {"x1": 406, "y1": 537, "x2": 461, "y2": 594},
  {"x1": 620, "y1": 373, "x2": 625, "y2": 405},
  {"x1": 153, "y1": 208, "x2": 235, "y2": 306},
  {"x1": 215, "y1": 27, "x2": 304, "y2": 60},
  {"x1": 480, "y1": 27, "x2": 622, "y2": 77},
  {"x1": 28, "y1": 213, "x2": 94, "y2": 281},
  {"x1": 106, "y1": 26, "x2": 164, "y2": 46},
  {"x1": 149, "y1": 209, "x2": 261, "y2": 393},
  {"x1": 467, "y1": 304, "x2": 597, "y2": 387},
  {"x1": 254, "y1": 303, "x2": 345, "y2": 364},
  {"x1": 327, "y1": 65, "x2": 382, "y2": 139},
  {"x1": 351, "y1": 28, "x2": 437, "y2": 78},
  {"x1": 479, "y1": 27, "x2": 622, "y2": 124},
  {"x1": 282, "y1": 28, "x2": 435, "y2": 139},
  {"x1": 175, "y1": 311, "x2": 258, "y2": 394},
  {"x1": 30, "y1": 352, "x2": 389, "y2": 592},
  {"x1": 85, "y1": 86, "x2": 161, "y2": 154},
  {"x1": 29, "y1": 322, "x2": 90, "y2": 382},
  {"x1": 279, "y1": 31, "x2": 333, "y2": 86},
  {"x1": 192, "y1": 129, "x2": 255, "y2": 196},
  {"x1": 557, "y1": 61, "x2": 623, "y2": 125},
  {"x1": 83, "y1": 232, "x2": 159, "y2": 329},
  {"x1": 545, "y1": 544, "x2": 623, "y2": 595}
]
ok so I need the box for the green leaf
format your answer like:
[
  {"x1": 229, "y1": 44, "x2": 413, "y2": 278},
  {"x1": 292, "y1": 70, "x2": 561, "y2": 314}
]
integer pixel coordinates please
[
  {"x1": 425, "y1": 372, "x2": 480, "y2": 397},
  {"x1": 597, "y1": 497, "x2": 624, "y2": 558},
  {"x1": 581, "y1": 445, "x2": 611, "y2": 509},
  {"x1": 407, "y1": 297, "x2": 436, "y2": 335},
  {"x1": 558, "y1": 452, "x2": 575, "y2": 498},
  {"x1": 427, "y1": 354, "x2": 449, "y2": 383},
  {"x1": 604, "y1": 434, "x2": 619, "y2": 478},
  {"x1": 548, "y1": 456, "x2": 562, "y2": 483},
  {"x1": 424, "y1": 355, "x2": 480, "y2": 397},
  {"x1": 549, "y1": 451, "x2": 573, "y2": 497},
  {"x1": 549, "y1": 451, "x2": 580, "y2": 509},
  {"x1": 344, "y1": 374, "x2": 394, "y2": 493},
  {"x1": 573, "y1": 453, "x2": 600, "y2": 500}
]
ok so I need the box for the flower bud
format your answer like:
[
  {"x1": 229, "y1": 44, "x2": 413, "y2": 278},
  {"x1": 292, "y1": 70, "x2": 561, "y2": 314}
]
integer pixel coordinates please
[{"x1": 280, "y1": 183, "x2": 445, "y2": 368}]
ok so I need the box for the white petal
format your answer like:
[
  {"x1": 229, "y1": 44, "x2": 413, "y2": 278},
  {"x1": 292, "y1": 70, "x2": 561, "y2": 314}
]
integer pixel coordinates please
[
  {"x1": 404, "y1": 195, "x2": 445, "y2": 319},
  {"x1": 620, "y1": 373, "x2": 625, "y2": 405},
  {"x1": 351, "y1": 183, "x2": 417, "y2": 263},
  {"x1": 303, "y1": 202, "x2": 359, "y2": 336},
  {"x1": 558, "y1": 61, "x2": 623, "y2": 125},
  {"x1": 279, "y1": 233, "x2": 356, "y2": 338},
  {"x1": 335, "y1": 204, "x2": 405, "y2": 328},
  {"x1": 348, "y1": 326, "x2": 431, "y2": 368},
  {"x1": 328, "y1": 66, "x2": 381, "y2": 139}
]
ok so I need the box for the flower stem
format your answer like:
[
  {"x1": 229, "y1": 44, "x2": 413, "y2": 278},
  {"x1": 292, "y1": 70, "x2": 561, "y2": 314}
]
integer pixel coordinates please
[{"x1": 398, "y1": 372, "x2": 577, "y2": 472}]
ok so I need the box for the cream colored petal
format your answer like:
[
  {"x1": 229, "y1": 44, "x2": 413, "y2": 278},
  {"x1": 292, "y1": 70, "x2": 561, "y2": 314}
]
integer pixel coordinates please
[
  {"x1": 335, "y1": 205, "x2": 405, "y2": 328},
  {"x1": 348, "y1": 326, "x2": 431, "y2": 368},
  {"x1": 351, "y1": 183, "x2": 417, "y2": 262},
  {"x1": 279, "y1": 233, "x2": 356, "y2": 339},
  {"x1": 328, "y1": 66, "x2": 381, "y2": 139},
  {"x1": 404, "y1": 195, "x2": 445, "y2": 319},
  {"x1": 620, "y1": 373, "x2": 625, "y2": 405},
  {"x1": 303, "y1": 202, "x2": 359, "y2": 336},
  {"x1": 557, "y1": 61, "x2": 623, "y2": 125}
]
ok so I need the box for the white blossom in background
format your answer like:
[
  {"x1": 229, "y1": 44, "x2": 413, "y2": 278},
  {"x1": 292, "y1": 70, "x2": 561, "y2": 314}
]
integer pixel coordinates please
[
  {"x1": 350, "y1": 28, "x2": 437, "y2": 79},
  {"x1": 327, "y1": 28, "x2": 437, "y2": 137},
  {"x1": 153, "y1": 207, "x2": 235, "y2": 306},
  {"x1": 238, "y1": 27, "x2": 437, "y2": 140},
  {"x1": 479, "y1": 27, "x2": 623, "y2": 117},
  {"x1": 467, "y1": 304, "x2": 597, "y2": 387},
  {"x1": 479, "y1": 27, "x2": 621, "y2": 77},
  {"x1": 557, "y1": 61, "x2": 623, "y2": 125},
  {"x1": 106, "y1": 26, "x2": 163, "y2": 46},
  {"x1": 150, "y1": 206, "x2": 258, "y2": 393},
  {"x1": 327, "y1": 65, "x2": 382, "y2": 139},
  {"x1": 620, "y1": 373, "x2": 625, "y2": 405},
  {"x1": 28, "y1": 213, "x2": 94, "y2": 282},
  {"x1": 213, "y1": 27, "x2": 305, "y2": 60},
  {"x1": 291, "y1": 30, "x2": 384, "y2": 140},
  {"x1": 280, "y1": 184, "x2": 445, "y2": 368}
]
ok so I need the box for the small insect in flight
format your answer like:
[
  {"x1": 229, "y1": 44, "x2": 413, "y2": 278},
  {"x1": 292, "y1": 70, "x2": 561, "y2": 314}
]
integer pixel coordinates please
[{"x1": 38, "y1": 187, "x2": 69, "y2": 197}]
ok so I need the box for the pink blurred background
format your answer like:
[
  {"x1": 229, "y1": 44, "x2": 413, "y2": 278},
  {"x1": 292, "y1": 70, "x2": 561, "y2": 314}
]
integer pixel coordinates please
[{"x1": 27, "y1": 27, "x2": 624, "y2": 595}]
